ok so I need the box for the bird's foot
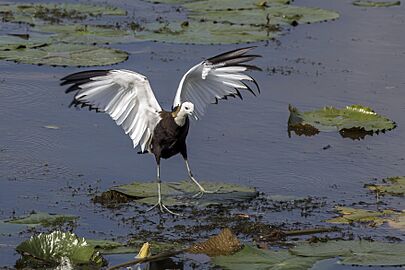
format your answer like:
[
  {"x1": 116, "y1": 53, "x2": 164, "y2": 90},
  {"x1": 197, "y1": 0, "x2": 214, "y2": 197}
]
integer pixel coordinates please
[
  {"x1": 147, "y1": 201, "x2": 181, "y2": 216},
  {"x1": 192, "y1": 186, "x2": 222, "y2": 198}
]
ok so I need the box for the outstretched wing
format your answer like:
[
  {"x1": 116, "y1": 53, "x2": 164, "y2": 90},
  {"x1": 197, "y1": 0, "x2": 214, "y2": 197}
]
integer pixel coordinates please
[
  {"x1": 173, "y1": 47, "x2": 261, "y2": 118},
  {"x1": 61, "y1": 69, "x2": 162, "y2": 152}
]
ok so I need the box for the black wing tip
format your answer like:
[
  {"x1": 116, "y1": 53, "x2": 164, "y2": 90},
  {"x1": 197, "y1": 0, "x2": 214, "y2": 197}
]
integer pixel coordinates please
[
  {"x1": 60, "y1": 69, "x2": 111, "y2": 85},
  {"x1": 208, "y1": 46, "x2": 261, "y2": 65}
]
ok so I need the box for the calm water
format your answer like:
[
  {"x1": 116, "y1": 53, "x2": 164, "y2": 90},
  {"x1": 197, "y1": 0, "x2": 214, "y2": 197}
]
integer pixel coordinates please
[{"x1": 1, "y1": 0, "x2": 405, "y2": 268}]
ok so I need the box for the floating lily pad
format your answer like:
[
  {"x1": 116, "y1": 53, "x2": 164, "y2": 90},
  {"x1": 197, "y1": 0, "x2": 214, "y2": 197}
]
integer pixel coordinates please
[
  {"x1": 366, "y1": 176, "x2": 405, "y2": 196},
  {"x1": 0, "y1": 221, "x2": 31, "y2": 235},
  {"x1": 353, "y1": 0, "x2": 401, "y2": 7},
  {"x1": 187, "y1": 4, "x2": 339, "y2": 26},
  {"x1": 87, "y1": 239, "x2": 136, "y2": 255},
  {"x1": 0, "y1": 3, "x2": 126, "y2": 25},
  {"x1": 213, "y1": 245, "x2": 322, "y2": 270},
  {"x1": 325, "y1": 206, "x2": 402, "y2": 226},
  {"x1": 184, "y1": 0, "x2": 291, "y2": 11},
  {"x1": 290, "y1": 240, "x2": 405, "y2": 266},
  {"x1": 16, "y1": 231, "x2": 105, "y2": 268},
  {"x1": 0, "y1": 43, "x2": 128, "y2": 66},
  {"x1": 36, "y1": 24, "x2": 137, "y2": 44},
  {"x1": 388, "y1": 212, "x2": 405, "y2": 231},
  {"x1": 288, "y1": 104, "x2": 396, "y2": 139},
  {"x1": 144, "y1": 0, "x2": 203, "y2": 4},
  {"x1": 137, "y1": 21, "x2": 279, "y2": 44},
  {"x1": 6, "y1": 212, "x2": 77, "y2": 227},
  {"x1": 107, "y1": 180, "x2": 257, "y2": 206}
]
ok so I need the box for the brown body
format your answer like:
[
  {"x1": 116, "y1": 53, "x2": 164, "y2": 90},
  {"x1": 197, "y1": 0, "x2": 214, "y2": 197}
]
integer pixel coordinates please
[{"x1": 151, "y1": 110, "x2": 189, "y2": 163}]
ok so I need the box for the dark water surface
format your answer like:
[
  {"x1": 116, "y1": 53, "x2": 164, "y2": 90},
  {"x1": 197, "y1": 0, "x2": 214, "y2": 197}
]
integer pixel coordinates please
[{"x1": 1, "y1": 0, "x2": 405, "y2": 268}]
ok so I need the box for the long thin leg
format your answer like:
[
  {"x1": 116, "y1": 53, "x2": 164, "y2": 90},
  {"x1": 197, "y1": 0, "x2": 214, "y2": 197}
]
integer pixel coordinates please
[
  {"x1": 147, "y1": 161, "x2": 179, "y2": 215},
  {"x1": 184, "y1": 159, "x2": 219, "y2": 198}
]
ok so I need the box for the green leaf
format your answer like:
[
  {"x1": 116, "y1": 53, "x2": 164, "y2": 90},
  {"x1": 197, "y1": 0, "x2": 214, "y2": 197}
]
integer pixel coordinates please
[
  {"x1": 325, "y1": 206, "x2": 401, "y2": 226},
  {"x1": 16, "y1": 231, "x2": 105, "y2": 268},
  {"x1": 366, "y1": 176, "x2": 405, "y2": 196},
  {"x1": 0, "y1": 43, "x2": 128, "y2": 67},
  {"x1": 290, "y1": 240, "x2": 405, "y2": 266},
  {"x1": 0, "y1": 221, "x2": 32, "y2": 236},
  {"x1": 288, "y1": 104, "x2": 396, "y2": 139},
  {"x1": 136, "y1": 20, "x2": 279, "y2": 44},
  {"x1": 183, "y1": 0, "x2": 291, "y2": 11},
  {"x1": 109, "y1": 180, "x2": 257, "y2": 206},
  {"x1": 187, "y1": 4, "x2": 339, "y2": 26},
  {"x1": 36, "y1": 24, "x2": 137, "y2": 45},
  {"x1": 353, "y1": 0, "x2": 401, "y2": 7},
  {"x1": 6, "y1": 212, "x2": 77, "y2": 227},
  {"x1": 212, "y1": 245, "x2": 322, "y2": 270},
  {"x1": 87, "y1": 239, "x2": 136, "y2": 255},
  {"x1": 144, "y1": 0, "x2": 203, "y2": 4}
]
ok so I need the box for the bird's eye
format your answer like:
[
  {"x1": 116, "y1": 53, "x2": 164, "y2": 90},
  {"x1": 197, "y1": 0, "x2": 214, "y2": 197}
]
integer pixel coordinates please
[{"x1": 185, "y1": 106, "x2": 189, "y2": 110}]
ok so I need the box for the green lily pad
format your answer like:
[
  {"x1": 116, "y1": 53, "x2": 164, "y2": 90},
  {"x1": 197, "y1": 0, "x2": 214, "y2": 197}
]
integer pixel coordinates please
[
  {"x1": 212, "y1": 245, "x2": 322, "y2": 270},
  {"x1": 144, "y1": 0, "x2": 203, "y2": 4},
  {"x1": 0, "y1": 43, "x2": 128, "y2": 66},
  {"x1": 288, "y1": 104, "x2": 396, "y2": 139},
  {"x1": 184, "y1": 0, "x2": 291, "y2": 11},
  {"x1": 325, "y1": 206, "x2": 402, "y2": 226},
  {"x1": 366, "y1": 176, "x2": 405, "y2": 196},
  {"x1": 36, "y1": 24, "x2": 137, "y2": 44},
  {"x1": 6, "y1": 212, "x2": 77, "y2": 227},
  {"x1": 0, "y1": 221, "x2": 32, "y2": 236},
  {"x1": 187, "y1": 4, "x2": 339, "y2": 26},
  {"x1": 0, "y1": 3, "x2": 126, "y2": 25},
  {"x1": 353, "y1": 0, "x2": 401, "y2": 7},
  {"x1": 16, "y1": 231, "x2": 105, "y2": 268},
  {"x1": 109, "y1": 180, "x2": 258, "y2": 206},
  {"x1": 290, "y1": 240, "x2": 405, "y2": 266},
  {"x1": 136, "y1": 20, "x2": 279, "y2": 44},
  {"x1": 87, "y1": 239, "x2": 136, "y2": 255}
]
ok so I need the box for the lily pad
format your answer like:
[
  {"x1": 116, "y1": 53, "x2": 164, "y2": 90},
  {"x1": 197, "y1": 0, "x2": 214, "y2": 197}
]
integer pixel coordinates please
[
  {"x1": 136, "y1": 20, "x2": 279, "y2": 44},
  {"x1": 290, "y1": 240, "x2": 405, "y2": 266},
  {"x1": 353, "y1": 0, "x2": 401, "y2": 7},
  {"x1": 6, "y1": 212, "x2": 77, "y2": 227},
  {"x1": 183, "y1": 0, "x2": 291, "y2": 11},
  {"x1": 366, "y1": 176, "x2": 405, "y2": 196},
  {"x1": 288, "y1": 104, "x2": 396, "y2": 139},
  {"x1": 0, "y1": 3, "x2": 126, "y2": 25},
  {"x1": 0, "y1": 221, "x2": 31, "y2": 235},
  {"x1": 144, "y1": 0, "x2": 203, "y2": 4},
  {"x1": 212, "y1": 245, "x2": 322, "y2": 270},
  {"x1": 87, "y1": 239, "x2": 136, "y2": 255},
  {"x1": 36, "y1": 24, "x2": 137, "y2": 44},
  {"x1": 108, "y1": 180, "x2": 258, "y2": 206},
  {"x1": 0, "y1": 43, "x2": 128, "y2": 66},
  {"x1": 325, "y1": 206, "x2": 404, "y2": 226},
  {"x1": 16, "y1": 231, "x2": 105, "y2": 268},
  {"x1": 187, "y1": 4, "x2": 339, "y2": 26}
]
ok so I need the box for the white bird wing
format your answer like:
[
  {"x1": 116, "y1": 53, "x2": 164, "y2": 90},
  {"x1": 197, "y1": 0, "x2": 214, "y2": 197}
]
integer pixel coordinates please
[
  {"x1": 173, "y1": 47, "x2": 261, "y2": 118},
  {"x1": 61, "y1": 69, "x2": 162, "y2": 152}
]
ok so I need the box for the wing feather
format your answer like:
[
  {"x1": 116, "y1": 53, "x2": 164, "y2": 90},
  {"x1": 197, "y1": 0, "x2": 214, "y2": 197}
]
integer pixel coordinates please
[
  {"x1": 61, "y1": 69, "x2": 162, "y2": 152},
  {"x1": 173, "y1": 47, "x2": 261, "y2": 118}
]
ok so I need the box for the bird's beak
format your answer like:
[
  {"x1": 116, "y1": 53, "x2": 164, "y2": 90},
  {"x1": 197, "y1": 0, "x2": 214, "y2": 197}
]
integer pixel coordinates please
[{"x1": 191, "y1": 111, "x2": 198, "y2": 120}]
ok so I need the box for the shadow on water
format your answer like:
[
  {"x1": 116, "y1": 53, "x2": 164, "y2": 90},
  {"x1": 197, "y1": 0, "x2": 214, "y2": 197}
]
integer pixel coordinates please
[{"x1": 1, "y1": 0, "x2": 405, "y2": 269}]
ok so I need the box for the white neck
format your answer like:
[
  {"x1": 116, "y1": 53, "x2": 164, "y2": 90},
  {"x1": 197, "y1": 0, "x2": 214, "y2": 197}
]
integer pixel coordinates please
[{"x1": 174, "y1": 114, "x2": 187, "y2": 126}]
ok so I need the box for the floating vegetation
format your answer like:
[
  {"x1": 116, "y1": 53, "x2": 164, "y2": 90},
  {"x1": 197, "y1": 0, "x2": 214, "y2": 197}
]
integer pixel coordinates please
[
  {"x1": 183, "y1": 0, "x2": 291, "y2": 11},
  {"x1": 288, "y1": 104, "x2": 396, "y2": 139},
  {"x1": 6, "y1": 212, "x2": 77, "y2": 227},
  {"x1": 352, "y1": 0, "x2": 401, "y2": 7},
  {"x1": 0, "y1": 43, "x2": 128, "y2": 66},
  {"x1": 366, "y1": 176, "x2": 405, "y2": 196},
  {"x1": 16, "y1": 231, "x2": 106, "y2": 269},
  {"x1": 326, "y1": 206, "x2": 404, "y2": 226},
  {"x1": 87, "y1": 239, "x2": 136, "y2": 255},
  {"x1": 94, "y1": 181, "x2": 257, "y2": 207}
]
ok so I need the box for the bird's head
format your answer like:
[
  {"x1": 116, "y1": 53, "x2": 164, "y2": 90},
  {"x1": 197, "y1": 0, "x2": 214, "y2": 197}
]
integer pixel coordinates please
[{"x1": 180, "y1": 101, "x2": 194, "y2": 116}]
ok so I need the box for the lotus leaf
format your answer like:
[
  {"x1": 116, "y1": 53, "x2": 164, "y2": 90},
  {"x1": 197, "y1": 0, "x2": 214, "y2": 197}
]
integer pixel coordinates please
[
  {"x1": 6, "y1": 212, "x2": 77, "y2": 227},
  {"x1": 110, "y1": 180, "x2": 257, "y2": 206},
  {"x1": 366, "y1": 176, "x2": 405, "y2": 196},
  {"x1": 87, "y1": 239, "x2": 136, "y2": 254},
  {"x1": 136, "y1": 21, "x2": 279, "y2": 44},
  {"x1": 288, "y1": 104, "x2": 396, "y2": 139},
  {"x1": 212, "y1": 245, "x2": 322, "y2": 270},
  {"x1": 0, "y1": 3, "x2": 126, "y2": 25},
  {"x1": 16, "y1": 231, "x2": 105, "y2": 268},
  {"x1": 290, "y1": 240, "x2": 405, "y2": 266},
  {"x1": 0, "y1": 43, "x2": 128, "y2": 66},
  {"x1": 144, "y1": 0, "x2": 203, "y2": 4},
  {"x1": 184, "y1": 0, "x2": 291, "y2": 11},
  {"x1": 325, "y1": 206, "x2": 402, "y2": 226},
  {"x1": 353, "y1": 0, "x2": 401, "y2": 7},
  {"x1": 187, "y1": 5, "x2": 339, "y2": 26},
  {"x1": 36, "y1": 24, "x2": 137, "y2": 44},
  {"x1": 0, "y1": 221, "x2": 31, "y2": 235}
]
